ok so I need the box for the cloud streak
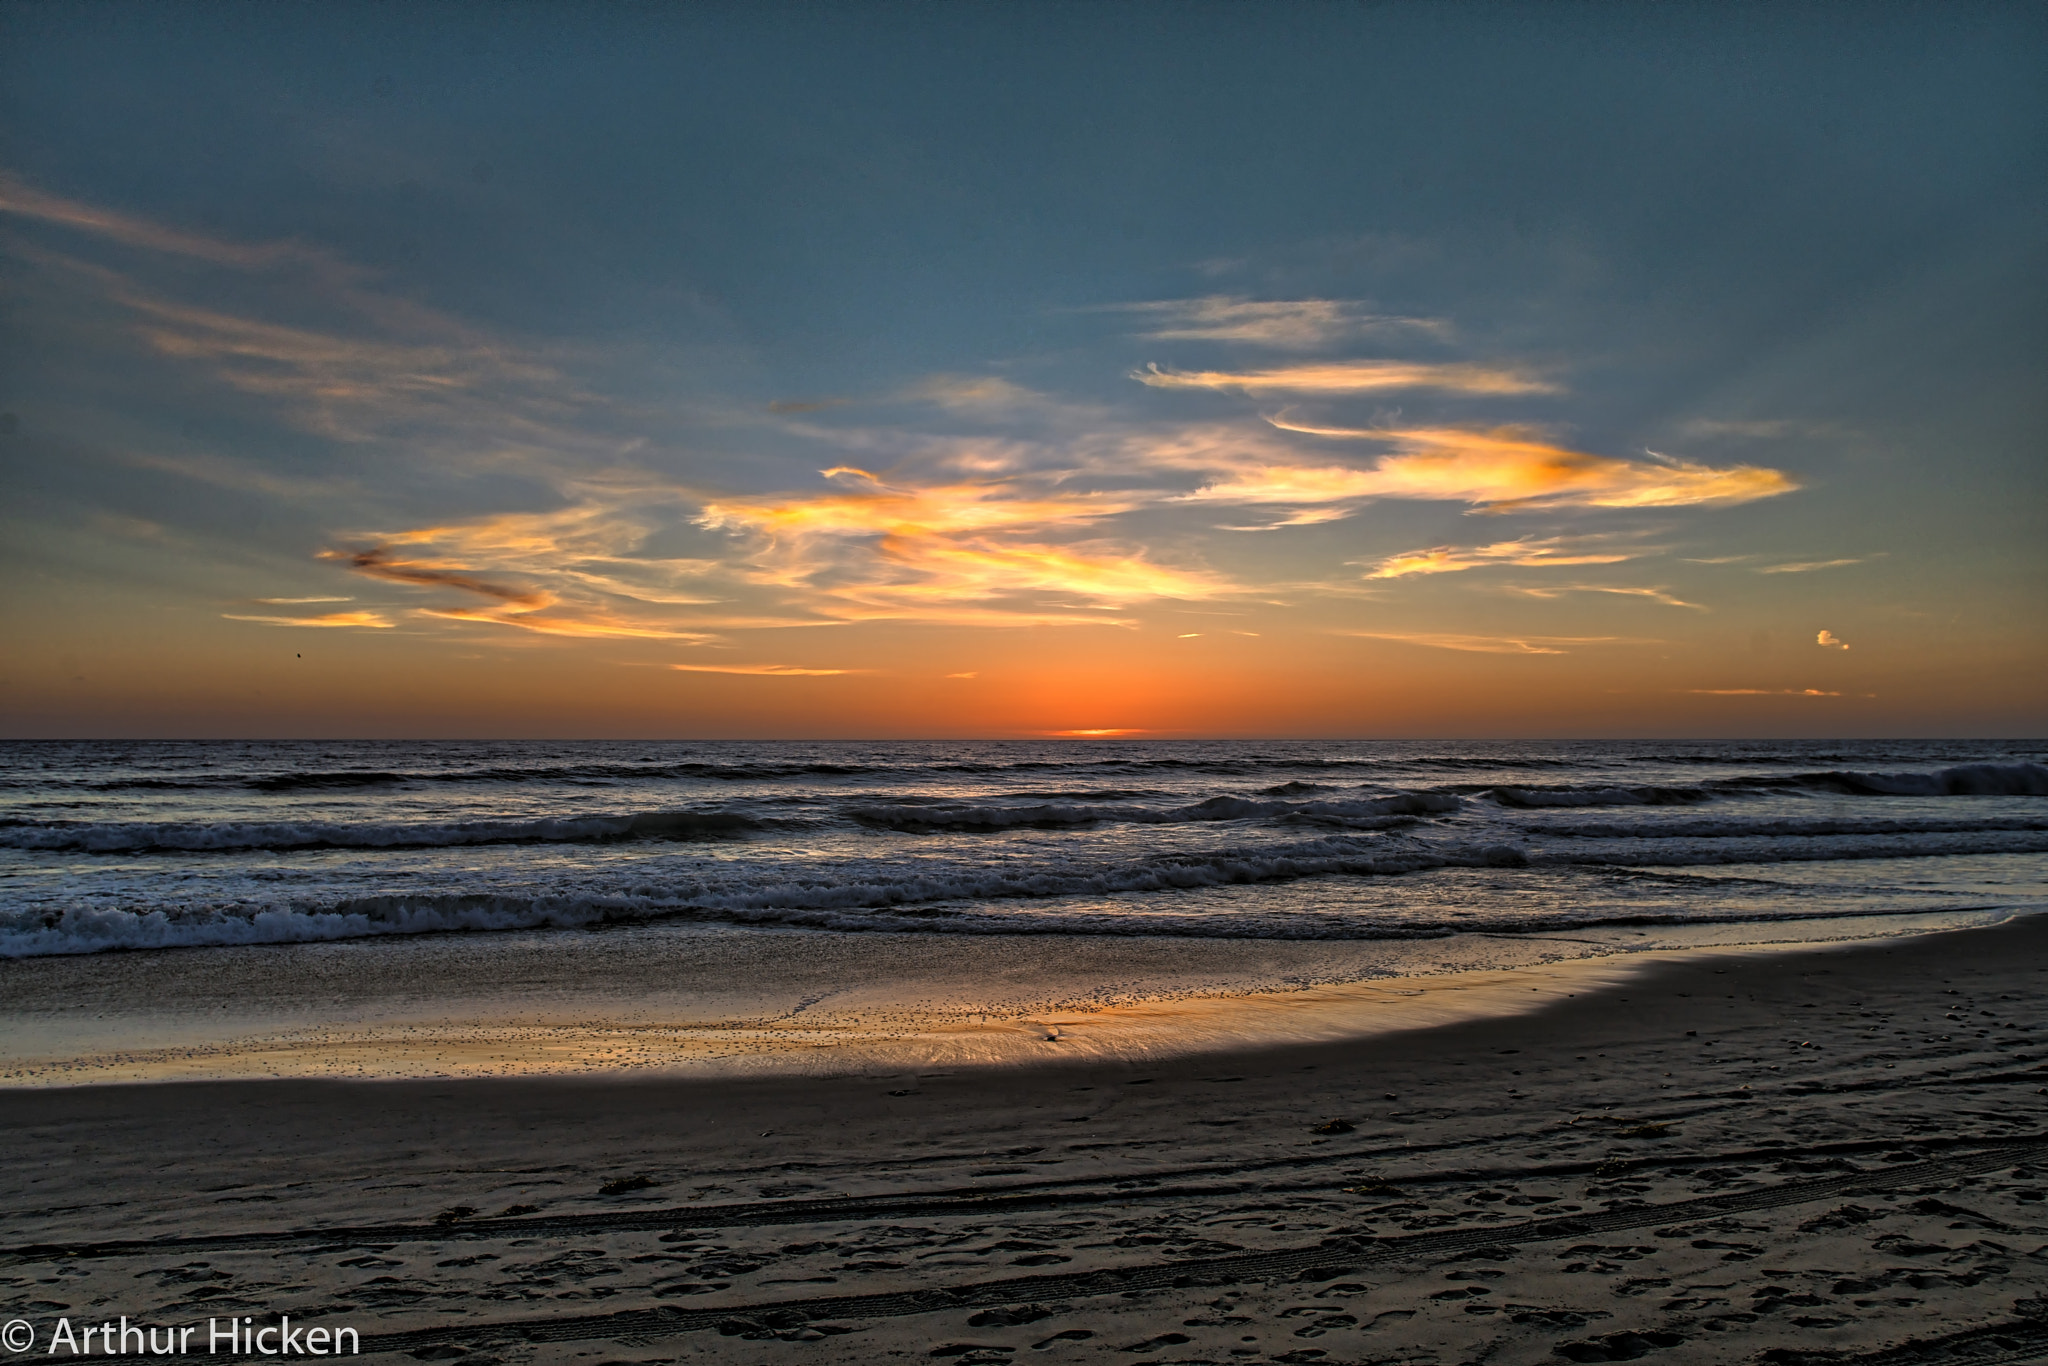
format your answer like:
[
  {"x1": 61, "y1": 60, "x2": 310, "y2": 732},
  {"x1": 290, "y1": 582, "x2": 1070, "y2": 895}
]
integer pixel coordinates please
[
  {"x1": 4, "y1": 173, "x2": 1816, "y2": 663},
  {"x1": 1336, "y1": 631, "x2": 1646, "y2": 655},
  {"x1": 670, "y1": 663, "x2": 854, "y2": 676},
  {"x1": 0, "y1": 171, "x2": 326, "y2": 271},
  {"x1": 221, "y1": 610, "x2": 393, "y2": 629},
  {"x1": 1360, "y1": 534, "x2": 1643, "y2": 579},
  {"x1": 1688, "y1": 688, "x2": 1843, "y2": 696},
  {"x1": 1096, "y1": 297, "x2": 1446, "y2": 349},
  {"x1": 1503, "y1": 583, "x2": 1708, "y2": 610},
  {"x1": 316, "y1": 537, "x2": 721, "y2": 641},
  {"x1": 1760, "y1": 558, "x2": 1865, "y2": 574},
  {"x1": 1181, "y1": 424, "x2": 1798, "y2": 515},
  {"x1": 1135, "y1": 361, "x2": 1553, "y2": 396}
]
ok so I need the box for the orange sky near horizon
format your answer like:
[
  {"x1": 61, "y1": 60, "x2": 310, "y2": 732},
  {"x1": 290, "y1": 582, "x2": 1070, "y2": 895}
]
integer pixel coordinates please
[{"x1": 2, "y1": 8, "x2": 2042, "y2": 739}]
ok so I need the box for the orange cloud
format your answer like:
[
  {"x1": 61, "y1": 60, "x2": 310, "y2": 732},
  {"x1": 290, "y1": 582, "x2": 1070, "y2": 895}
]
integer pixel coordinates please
[
  {"x1": 1689, "y1": 688, "x2": 1843, "y2": 696},
  {"x1": 318, "y1": 541, "x2": 718, "y2": 641},
  {"x1": 1043, "y1": 728, "x2": 1150, "y2": 737},
  {"x1": 866, "y1": 536, "x2": 1230, "y2": 606},
  {"x1": 670, "y1": 663, "x2": 854, "y2": 676},
  {"x1": 1191, "y1": 423, "x2": 1798, "y2": 514},
  {"x1": 221, "y1": 610, "x2": 392, "y2": 628},
  {"x1": 1135, "y1": 361, "x2": 1552, "y2": 396},
  {"x1": 1361, "y1": 535, "x2": 1642, "y2": 579},
  {"x1": 695, "y1": 468, "x2": 1234, "y2": 623},
  {"x1": 699, "y1": 469, "x2": 1139, "y2": 543}
]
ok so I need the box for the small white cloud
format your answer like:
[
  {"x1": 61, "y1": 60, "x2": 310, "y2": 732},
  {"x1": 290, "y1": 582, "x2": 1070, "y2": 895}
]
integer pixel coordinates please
[{"x1": 1817, "y1": 630, "x2": 1850, "y2": 650}]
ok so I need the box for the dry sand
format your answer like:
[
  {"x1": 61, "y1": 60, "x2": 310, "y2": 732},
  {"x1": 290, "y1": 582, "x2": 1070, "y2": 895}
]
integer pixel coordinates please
[{"x1": 4, "y1": 917, "x2": 2047, "y2": 1365}]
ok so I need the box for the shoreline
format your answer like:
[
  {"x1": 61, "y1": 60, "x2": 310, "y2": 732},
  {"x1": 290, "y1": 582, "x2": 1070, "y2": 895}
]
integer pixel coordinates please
[
  {"x1": 4, "y1": 914, "x2": 2046, "y2": 1361},
  {"x1": 0, "y1": 906, "x2": 2021, "y2": 1087}
]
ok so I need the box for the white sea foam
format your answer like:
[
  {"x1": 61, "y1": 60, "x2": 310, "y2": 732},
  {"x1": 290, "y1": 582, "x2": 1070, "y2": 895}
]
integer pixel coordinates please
[
  {"x1": 845, "y1": 791, "x2": 1458, "y2": 830},
  {"x1": 4, "y1": 740, "x2": 2042, "y2": 958}
]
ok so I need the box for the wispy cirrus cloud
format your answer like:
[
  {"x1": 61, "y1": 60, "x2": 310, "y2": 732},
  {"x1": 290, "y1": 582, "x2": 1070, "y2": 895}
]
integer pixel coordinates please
[
  {"x1": 4, "y1": 173, "x2": 1813, "y2": 657},
  {"x1": 1135, "y1": 360, "x2": 1553, "y2": 396},
  {"x1": 1173, "y1": 423, "x2": 1797, "y2": 516},
  {"x1": 221, "y1": 609, "x2": 393, "y2": 629},
  {"x1": 1094, "y1": 296, "x2": 1447, "y2": 349},
  {"x1": 1680, "y1": 418, "x2": 1842, "y2": 440},
  {"x1": 1359, "y1": 533, "x2": 1646, "y2": 579},
  {"x1": 696, "y1": 465, "x2": 1233, "y2": 622},
  {"x1": 0, "y1": 172, "x2": 328, "y2": 271},
  {"x1": 331, "y1": 409, "x2": 1786, "y2": 639},
  {"x1": 316, "y1": 534, "x2": 722, "y2": 641},
  {"x1": 120, "y1": 291, "x2": 574, "y2": 444},
  {"x1": 1336, "y1": 631, "x2": 1647, "y2": 655},
  {"x1": 670, "y1": 663, "x2": 854, "y2": 676},
  {"x1": 1688, "y1": 688, "x2": 1843, "y2": 696},
  {"x1": 4, "y1": 171, "x2": 603, "y2": 461},
  {"x1": 898, "y1": 375, "x2": 1043, "y2": 411},
  {"x1": 1759, "y1": 557, "x2": 1866, "y2": 574},
  {"x1": 1502, "y1": 583, "x2": 1707, "y2": 610}
]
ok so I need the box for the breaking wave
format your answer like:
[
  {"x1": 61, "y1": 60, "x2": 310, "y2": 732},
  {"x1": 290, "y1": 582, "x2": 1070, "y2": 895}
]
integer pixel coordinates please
[{"x1": 846, "y1": 792, "x2": 1458, "y2": 831}]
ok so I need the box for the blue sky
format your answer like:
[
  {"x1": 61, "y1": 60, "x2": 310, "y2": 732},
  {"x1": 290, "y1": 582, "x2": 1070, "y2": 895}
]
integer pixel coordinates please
[{"x1": 2, "y1": 2, "x2": 2042, "y2": 736}]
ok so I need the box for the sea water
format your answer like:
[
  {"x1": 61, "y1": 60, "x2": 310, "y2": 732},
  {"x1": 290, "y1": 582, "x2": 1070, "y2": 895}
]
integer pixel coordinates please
[{"x1": 4, "y1": 738, "x2": 2044, "y2": 958}]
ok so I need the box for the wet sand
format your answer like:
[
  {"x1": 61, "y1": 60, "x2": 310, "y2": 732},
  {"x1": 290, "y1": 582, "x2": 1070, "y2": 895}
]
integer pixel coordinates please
[
  {"x1": 3, "y1": 915, "x2": 2046, "y2": 1365},
  {"x1": 0, "y1": 910, "x2": 2007, "y2": 1084}
]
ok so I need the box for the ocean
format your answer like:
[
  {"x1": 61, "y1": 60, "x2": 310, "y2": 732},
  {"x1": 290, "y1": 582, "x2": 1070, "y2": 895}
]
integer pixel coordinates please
[{"x1": 5, "y1": 738, "x2": 2045, "y2": 960}]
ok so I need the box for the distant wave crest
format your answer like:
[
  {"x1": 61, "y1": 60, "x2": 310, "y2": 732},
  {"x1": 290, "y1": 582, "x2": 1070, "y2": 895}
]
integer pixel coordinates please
[{"x1": 0, "y1": 809, "x2": 760, "y2": 854}]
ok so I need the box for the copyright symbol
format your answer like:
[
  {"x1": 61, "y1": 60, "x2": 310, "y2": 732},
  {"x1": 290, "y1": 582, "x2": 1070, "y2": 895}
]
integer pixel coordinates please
[{"x1": 2, "y1": 1320, "x2": 34, "y2": 1351}]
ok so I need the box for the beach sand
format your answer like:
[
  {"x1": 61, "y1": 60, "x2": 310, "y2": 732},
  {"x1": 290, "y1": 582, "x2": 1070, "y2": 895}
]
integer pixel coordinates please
[{"x1": 4, "y1": 916, "x2": 2046, "y2": 1364}]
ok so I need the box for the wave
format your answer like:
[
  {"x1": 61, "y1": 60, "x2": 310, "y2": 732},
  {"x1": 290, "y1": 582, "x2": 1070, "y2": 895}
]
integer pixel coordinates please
[
  {"x1": 1777, "y1": 763, "x2": 2048, "y2": 797},
  {"x1": 1488, "y1": 785, "x2": 1712, "y2": 808},
  {"x1": 238, "y1": 761, "x2": 879, "y2": 790},
  {"x1": 9, "y1": 814, "x2": 2047, "y2": 957},
  {"x1": 0, "y1": 809, "x2": 760, "y2": 854},
  {"x1": 0, "y1": 831, "x2": 1532, "y2": 956},
  {"x1": 5, "y1": 865, "x2": 2028, "y2": 961},
  {"x1": 1465, "y1": 763, "x2": 2048, "y2": 808},
  {"x1": 1517, "y1": 815, "x2": 2048, "y2": 841},
  {"x1": 845, "y1": 791, "x2": 1459, "y2": 831},
  {"x1": 27, "y1": 752, "x2": 1614, "y2": 794}
]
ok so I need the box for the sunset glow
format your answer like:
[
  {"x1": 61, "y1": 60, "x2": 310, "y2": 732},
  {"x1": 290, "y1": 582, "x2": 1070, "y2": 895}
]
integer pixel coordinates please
[{"x1": 0, "y1": 7, "x2": 2040, "y2": 738}]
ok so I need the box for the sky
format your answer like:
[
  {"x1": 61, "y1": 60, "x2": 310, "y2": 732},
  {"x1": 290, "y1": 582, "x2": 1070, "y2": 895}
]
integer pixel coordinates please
[{"x1": 1, "y1": 2, "x2": 2043, "y2": 739}]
